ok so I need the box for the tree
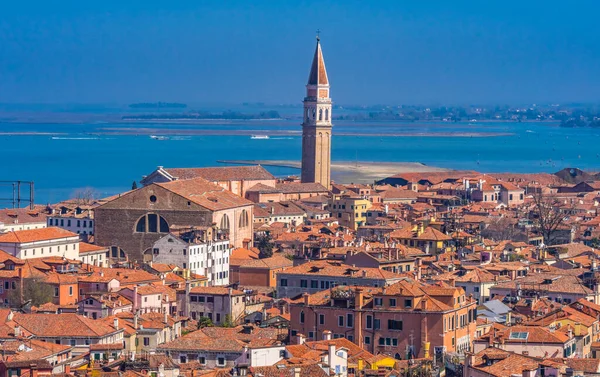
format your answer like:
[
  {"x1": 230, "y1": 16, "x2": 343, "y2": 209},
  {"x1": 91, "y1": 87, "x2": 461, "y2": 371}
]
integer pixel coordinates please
[
  {"x1": 221, "y1": 314, "x2": 235, "y2": 328},
  {"x1": 197, "y1": 316, "x2": 214, "y2": 329},
  {"x1": 131, "y1": 181, "x2": 138, "y2": 190},
  {"x1": 72, "y1": 187, "x2": 99, "y2": 205},
  {"x1": 480, "y1": 217, "x2": 526, "y2": 242},
  {"x1": 257, "y1": 233, "x2": 274, "y2": 258},
  {"x1": 531, "y1": 191, "x2": 575, "y2": 245},
  {"x1": 8, "y1": 277, "x2": 54, "y2": 307}
]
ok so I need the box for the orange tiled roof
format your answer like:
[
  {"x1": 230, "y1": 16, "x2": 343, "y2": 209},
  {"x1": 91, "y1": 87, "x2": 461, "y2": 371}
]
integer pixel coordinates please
[
  {"x1": 156, "y1": 177, "x2": 253, "y2": 211},
  {"x1": 0, "y1": 227, "x2": 77, "y2": 243}
]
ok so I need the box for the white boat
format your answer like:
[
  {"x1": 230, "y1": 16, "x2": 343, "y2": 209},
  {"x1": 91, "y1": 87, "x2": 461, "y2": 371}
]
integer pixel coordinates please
[
  {"x1": 150, "y1": 135, "x2": 170, "y2": 140},
  {"x1": 251, "y1": 135, "x2": 269, "y2": 140}
]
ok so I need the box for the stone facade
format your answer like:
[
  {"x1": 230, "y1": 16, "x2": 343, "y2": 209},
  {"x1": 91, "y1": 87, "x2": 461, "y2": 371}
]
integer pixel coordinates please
[{"x1": 94, "y1": 183, "x2": 253, "y2": 262}]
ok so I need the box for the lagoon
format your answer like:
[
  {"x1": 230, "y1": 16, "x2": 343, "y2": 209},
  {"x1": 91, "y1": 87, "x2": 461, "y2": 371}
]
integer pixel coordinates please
[{"x1": 0, "y1": 119, "x2": 597, "y2": 204}]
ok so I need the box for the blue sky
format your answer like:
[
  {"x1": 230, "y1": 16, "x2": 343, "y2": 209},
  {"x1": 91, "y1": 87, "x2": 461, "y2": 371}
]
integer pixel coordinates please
[{"x1": 0, "y1": 1, "x2": 599, "y2": 105}]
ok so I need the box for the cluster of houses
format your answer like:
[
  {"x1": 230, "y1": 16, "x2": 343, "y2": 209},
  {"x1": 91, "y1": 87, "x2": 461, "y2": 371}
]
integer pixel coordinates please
[{"x1": 1, "y1": 165, "x2": 600, "y2": 376}]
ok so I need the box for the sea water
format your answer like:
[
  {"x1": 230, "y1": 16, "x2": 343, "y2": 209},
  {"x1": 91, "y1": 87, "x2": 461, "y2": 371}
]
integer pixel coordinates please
[{"x1": 0, "y1": 119, "x2": 598, "y2": 203}]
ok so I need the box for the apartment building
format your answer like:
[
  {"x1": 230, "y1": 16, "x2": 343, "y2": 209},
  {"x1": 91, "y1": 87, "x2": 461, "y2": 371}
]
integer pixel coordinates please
[
  {"x1": 0, "y1": 227, "x2": 79, "y2": 260},
  {"x1": 178, "y1": 286, "x2": 246, "y2": 325},
  {"x1": 152, "y1": 230, "x2": 231, "y2": 286},
  {"x1": 276, "y1": 260, "x2": 404, "y2": 298},
  {"x1": 329, "y1": 195, "x2": 372, "y2": 230},
  {"x1": 289, "y1": 280, "x2": 477, "y2": 358}
]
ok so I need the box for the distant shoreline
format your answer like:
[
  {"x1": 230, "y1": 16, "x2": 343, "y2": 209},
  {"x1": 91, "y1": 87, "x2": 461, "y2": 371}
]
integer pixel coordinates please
[{"x1": 0, "y1": 128, "x2": 512, "y2": 138}]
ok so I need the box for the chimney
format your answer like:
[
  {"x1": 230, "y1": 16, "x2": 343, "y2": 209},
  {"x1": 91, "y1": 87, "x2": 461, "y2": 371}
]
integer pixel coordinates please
[
  {"x1": 133, "y1": 286, "x2": 139, "y2": 311},
  {"x1": 184, "y1": 281, "x2": 191, "y2": 317},
  {"x1": 448, "y1": 278, "x2": 455, "y2": 287},
  {"x1": 416, "y1": 258, "x2": 422, "y2": 280},
  {"x1": 13, "y1": 326, "x2": 20, "y2": 338},
  {"x1": 327, "y1": 342, "x2": 336, "y2": 369},
  {"x1": 303, "y1": 292, "x2": 310, "y2": 306},
  {"x1": 465, "y1": 353, "x2": 475, "y2": 368},
  {"x1": 323, "y1": 330, "x2": 332, "y2": 341},
  {"x1": 113, "y1": 318, "x2": 119, "y2": 330},
  {"x1": 506, "y1": 312, "x2": 512, "y2": 326},
  {"x1": 355, "y1": 288, "x2": 364, "y2": 309},
  {"x1": 134, "y1": 312, "x2": 139, "y2": 329},
  {"x1": 297, "y1": 333, "x2": 306, "y2": 345}
]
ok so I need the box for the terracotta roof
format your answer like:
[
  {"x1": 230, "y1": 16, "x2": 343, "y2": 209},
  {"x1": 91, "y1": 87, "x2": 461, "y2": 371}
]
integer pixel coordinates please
[
  {"x1": 275, "y1": 182, "x2": 329, "y2": 194},
  {"x1": 280, "y1": 260, "x2": 403, "y2": 280},
  {"x1": 158, "y1": 325, "x2": 279, "y2": 353},
  {"x1": 238, "y1": 254, "x2": 293, "y2": 269},
  {"x1": 188, "y1": 286, "x2": 245, "y2": 296},
  {"x1": 13, "y1": 313, "x2": 121, "y2": 337},
  {"x1": 470, "y1": 348, "x2": 540, "y2": 377},
  {"x1": 164, "y1": 165, "x2": 275, "y2": 181},
  {"x1": 156, "y1": 177, "x2": 253, "y2": 211},
  {"x1": 491, "y1": 272, "x2": 592, "y2": 295},
  {"x1": 0, "y1": 227, "x2": 77, "y2": 243},
  {"x1": 0, "y1": 208, "x2": 47, "y2": 225},
  {"x1": 231, "y1": 247, "x2": 260, "y2": 260},
  {"x1": 79, "y1": 242, "x2": 108, "y2": 254}
]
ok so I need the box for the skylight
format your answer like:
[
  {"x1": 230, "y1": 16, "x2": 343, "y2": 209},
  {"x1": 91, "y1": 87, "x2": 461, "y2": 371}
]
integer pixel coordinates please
[{"x1": 508, "y1": 332, "x2": 529, "y2": 340}]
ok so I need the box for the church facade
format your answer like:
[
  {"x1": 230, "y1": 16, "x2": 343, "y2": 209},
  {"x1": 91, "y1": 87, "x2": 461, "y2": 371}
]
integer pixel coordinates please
[{"x1": 301, "y1": 36, "x2": 332, "y2": 190}]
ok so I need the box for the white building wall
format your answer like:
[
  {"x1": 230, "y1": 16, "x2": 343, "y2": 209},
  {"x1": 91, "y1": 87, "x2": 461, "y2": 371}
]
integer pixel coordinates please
[
  {"x1": 0, "y1": 236, "x2": 80, "y2": 260},
  {"x1": 235, "y1": 346, "x2": 285, "y2": 367},
  {"x1": 0, "y1": 221, "x2": 47, "y2": 233},
  {"x1": 153, "y1": 235, "x2": 231, "y2": 286},
  {"x1": 48, "y1": 216, "x2": 94, "y2": 236}
]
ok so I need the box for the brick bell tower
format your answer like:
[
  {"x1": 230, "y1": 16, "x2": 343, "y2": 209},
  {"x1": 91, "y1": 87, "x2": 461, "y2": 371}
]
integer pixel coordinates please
[{"x1": 301, "y1": 34, "x2": 332, "y2": 190}]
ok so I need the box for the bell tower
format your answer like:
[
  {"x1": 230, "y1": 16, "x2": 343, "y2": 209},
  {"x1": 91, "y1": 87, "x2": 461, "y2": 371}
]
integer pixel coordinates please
[{"x1": 301, "y1": 34, "x2": 332, "y2": 190}]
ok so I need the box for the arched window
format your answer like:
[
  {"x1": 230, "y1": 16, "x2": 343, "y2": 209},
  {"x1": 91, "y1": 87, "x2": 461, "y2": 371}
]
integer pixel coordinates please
[
  {"x1": 239, "y1": 209, "x2": 249, "y2": 228},
  {"x1": 325, "y1": 108, "x2": 329, "y2": 121},
  {"x1": 135, "y1": 214, "x2": 169, "y2": 233},
  {"x1": 318, "y1": 108, "x2": 323, "y2": 121},
  {"x1": 220, "y1": 214, "x2": 230, "y2": 230},
  {"x1": 312, "y1": 108, "x2": 316, "y2": 119},
  {"x1": 110, "y1": 246, "x2": 126, "y2": 259}
]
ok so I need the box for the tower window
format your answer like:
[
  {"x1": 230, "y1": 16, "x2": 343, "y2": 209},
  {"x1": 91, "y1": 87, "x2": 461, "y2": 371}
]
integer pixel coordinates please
[
  {"x1": 325, "y1": 109, "x2": 329, "y2": 120},
  {"x1": 319, "y1": 109, "x2": 323, "y2": 121}
]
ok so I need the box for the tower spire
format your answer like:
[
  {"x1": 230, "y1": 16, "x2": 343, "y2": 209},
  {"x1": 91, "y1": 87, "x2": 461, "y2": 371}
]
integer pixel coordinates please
[{"x1": 307, "y1": 34, "x2": 329, "y2": 86}]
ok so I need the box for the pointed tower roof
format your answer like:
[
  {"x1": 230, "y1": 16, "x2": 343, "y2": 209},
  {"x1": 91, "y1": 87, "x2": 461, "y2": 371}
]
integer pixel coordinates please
[{"x1": 307, "y1": 37, "x2": 329, "y2": 86}]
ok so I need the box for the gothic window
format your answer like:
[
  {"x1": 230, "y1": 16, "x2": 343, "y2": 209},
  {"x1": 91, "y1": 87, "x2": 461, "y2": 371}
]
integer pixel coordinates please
[
  {"x1": 319, "y1": 108, "x2": 323, "y2": 121},
  {"x1": 239, "y1": 209, "x2": 249, "y2": 228},
  {"x1": 312, "y1": 108, "x2": 316, "y2": 119},
  {"x1": 220, "y1": 214, "x2": 230, "y2": 230},
  {"x1": 135, "y1": 214, "x2": 169, "y2": 233},
  {"x1": 325, "y1": 109, "x2": 329, "y2": 120}
]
